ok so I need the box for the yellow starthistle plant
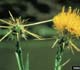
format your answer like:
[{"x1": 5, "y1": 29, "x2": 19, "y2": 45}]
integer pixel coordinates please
[
  {"x1": 52, "y1": 6, "x2": 80, "y2": 70},
  {"x1": 52, "y1": 6, "x2": 80, "y2": 53},
  {"x1": 0, "y1": 11, "x2": 52, "y2": 70}
]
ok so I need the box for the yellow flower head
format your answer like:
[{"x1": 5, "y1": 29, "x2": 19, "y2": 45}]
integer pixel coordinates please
[{"x1": 53, "y1": 6, "x2": 80, "y2": 37}]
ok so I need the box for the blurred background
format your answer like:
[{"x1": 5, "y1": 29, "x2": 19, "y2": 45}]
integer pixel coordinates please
[
  {"x1": 0, "y1": 0, "x2": 80, "y2": 19},
  {"x1": 0, "y1": 0, "x2": 80, "y2": 70}
]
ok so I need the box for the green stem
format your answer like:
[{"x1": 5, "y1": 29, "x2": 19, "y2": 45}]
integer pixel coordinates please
[
  {"x1": 54, "y1": 38, "x2": 64, "y2": 70},
  {"x1": 24, "y1": 52, "x2": 29, "y2": 70},
  {"x1": 15, "y1": 39, "x2": 24, "y2": 70}
]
